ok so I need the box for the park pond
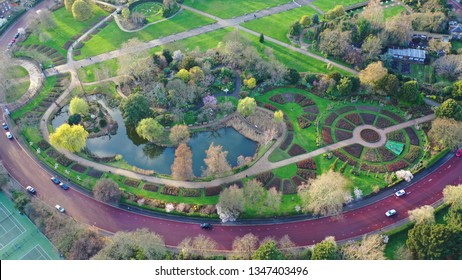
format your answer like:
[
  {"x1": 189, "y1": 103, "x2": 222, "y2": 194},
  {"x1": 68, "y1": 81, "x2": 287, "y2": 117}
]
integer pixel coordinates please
[{"x1": 51, "y1": 97, "x2": 258, "y2": 176}]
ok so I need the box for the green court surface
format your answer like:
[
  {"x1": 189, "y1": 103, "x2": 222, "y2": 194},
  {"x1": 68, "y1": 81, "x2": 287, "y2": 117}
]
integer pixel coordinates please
[
  {"x1": 386, "y1": 140, "x2": 404, "y2": 156},
  {"x1": 0, "y1": 193, "x2": 60, "y2": 260}
]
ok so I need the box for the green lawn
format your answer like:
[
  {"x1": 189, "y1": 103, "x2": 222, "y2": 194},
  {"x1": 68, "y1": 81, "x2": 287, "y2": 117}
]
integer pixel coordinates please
[
  {"x1": 132, "y1": 2, "x2": 164, "y2": 23},
  {"x1": 76, "y1": 9, "x2": 216, "y2": 59},
  {"x1": 241, "y1": 5, "x2": 319, "y2": 44},
  {"x1": 273, "y1": 163, "x2": 298, "y2": 179},
  {"x1": 5, "y1": 65, "x2": 29, "y2": 79},
  {"x1": 5, "y1": 80, "x2": 30, "y2": 103},
  {"x1": 21, "y1": 6, "x2": 109, "y2": 57},
  {"x1": 77, "y1": 58, "x2": 119, "y2": 83},
  {"x1": 184, "y1": 0, "x2": 290, "y2": 19},
  {"x1": 383, "y1": 4, "x2": 406, "y2": 19},
  {"x1": 312, "y1": 0, "x2": 366, "y2": 12}
]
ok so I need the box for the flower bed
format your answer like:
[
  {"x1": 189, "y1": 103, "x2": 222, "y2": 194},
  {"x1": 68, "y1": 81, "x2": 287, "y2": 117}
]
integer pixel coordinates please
[
  {"x1": 161, "y1": 186, "x2": 180, "y2": 196},
  {"x1": 124, "y1": 179, "x2": 140, "y2": 188},
  {"x1": 375, "y1": 117, "x2": 394, "y2": 128},
  {"x1": 333, "y1": 150, "x2": 357, "y2": 166},
  {"x1": 405, "y1": 127, "x2": 420, "y2": 146},
  {"x1": 335, "y1": 129, "x2": 353, "y2": 141},
  {"x1": 37, "y1": 140, "x2": 51, "y2": 150},
  {"x1": 300, "y1": 98, "x2": 315, "y2": 107},
  {"x1": 377, "y1": 147, "x2": 397, "y2": 161},
  {"x1": 302, "y1": 113, "x2": 317, "y2": 121},
  {"x1": 360, "y1": 113, "x2": 376, "y2": 125},
  {"x1": 87, "y1": 168, "x2": 103, "y2": 178},
  {"x1": 380, "y1": 109, "x2": 404, "y2": 122},
  {"x1": 387, "y1": 130, "x2": 406, "y2": 143},
  {"x1": 264, "y1": 103, "x2": 277, "y2": 111},
  {"x1": 297, "y1": 169, "x2": 316, "y2": 180},
  {"x1": 303, "y1": 106, "x2": 319, "y2": 114},
  {"x1": 46, "y1": 148, "x2": 60, "y2": 159},
  {"x1": 282, "y1": 180, "x2": 297, "y2": 194},
  {"x1": 288, "y1": 144, "x2": 307, "y2": 156},
  {"x1": 359, "y1": 163, "x2": 386, "y2": 173},
  {"x1": 357, "y1": 105, "x2": 379, "y2": 112},
  {"x1": 336, "y1": 106, "x2": 356, "y2": 115},
  {"x1": 205, "y1": 186, "x2": 223, "y2": 196},
  {"x1": 270, "y1": 94, "x2": 285, "y2": 104},
  {"x1": 336, "y1": 119, "x2": 355, "y2": 131},
  {"x1": 325, "y1": 112, "x2": 338, "y2": 126},
  {"x1": 297, "y1": 117, "x2": 311, "y2": 129},
  {"x1": 182, "y1": 188, "x2": 202, "y2": 197},
  {"x1": 362, "y1": 148, "x2": 379, "y2": 162},
  {"x1": 386, "y1": 160, "x2": 409, "y2": 172},
  {"x1": 322, "y1": 127, "x2": 333, "y2": 144},
  {"x1": 224, "y1": 181, "x2": 244, "y2": 189},
  {"x1": 343, "y1": 144, "x2": 364, "y2": 159},
  {"x1": 57, "y1": 155, "x2": 73, "y2": 167},
  {"x1": 280, "y1": 132, "x2": 294, "y2": 150},
  {"x1": 360, "y1": 129, "x2": 381, "y2": 143},
  {"x1": 296, "y1": 159, "x2": 317, "y2": 170},
  {"x1": 291, "y1": 176, "x2": 306, "y2": 187},
  {"x1": 286, "y1": 121, "x2": 294, "y2": 132},
  {"x1": 256, "y1": 172, "x2": 274, "y2": 186},
  {"x1": 294, "y1": 94, "x2": 306, "y2": 103},
  {"x1": 345, "y1": 113, "x2": 363, "y2": 126},
  {"x1": 404, "y1": 145, "x2": 421, "y2": 163},
  {"x1": 70, "y1": 163, "x2": 86, "y2": 173},
  {"x1": 143, "y1": 184, "x2": 159, "y2": 192},
  {"x1": 267, "y1": 177, "x2": 282, "y2": 190}
]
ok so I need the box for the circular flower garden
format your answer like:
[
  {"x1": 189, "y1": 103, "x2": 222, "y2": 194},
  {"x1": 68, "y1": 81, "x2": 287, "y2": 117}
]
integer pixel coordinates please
[{"x1": 360, "y1": 128, "x2": 381, "y2": 143}]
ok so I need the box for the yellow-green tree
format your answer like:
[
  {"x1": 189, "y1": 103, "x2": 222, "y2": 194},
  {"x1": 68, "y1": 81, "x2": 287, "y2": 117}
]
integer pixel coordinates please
[
  {"x1": 72, "y1": 0, "x2": 93, "y2": 21},
  {"x1": 237, "y1": 97, "x2": 256, "y2": 117},
  {"x1": 176, "y1": 69, "x2": 190, "y2": 82},
  {"x1": 69, "y1": 96, "x2": 89, "y2": 116},
  {"x1": 359, "y1": 61, "x2": 388, "y2": 87},
  {"x1": 64, "y1": 0, "x2": 76, "y2": 11},
  {"x1": 299, "y1": 15, "x2": 311, "y2": 27},
  {"x1": 244, "y1": 77, "x2": 256, "y2": 89},
  {"x1": 50, "y1": 124, "x2": 88, "y2": 152},
  {"x1": 136, "y1": 118, "x2": 164, "y2": 142},
  {"x1": 273, "y1": 110, "x2": 284, "y2": 123}
]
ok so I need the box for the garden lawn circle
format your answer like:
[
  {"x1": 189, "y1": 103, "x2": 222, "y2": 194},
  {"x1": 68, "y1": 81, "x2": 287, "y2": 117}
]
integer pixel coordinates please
[
  {"x1": 360, "y1": 128, "x2": 381, "y2": 143},
  {"x1": 131, "y1": 2, "x2": 164, "y2": 23}
]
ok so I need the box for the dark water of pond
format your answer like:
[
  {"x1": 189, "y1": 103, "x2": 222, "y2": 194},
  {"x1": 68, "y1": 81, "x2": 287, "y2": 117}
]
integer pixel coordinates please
[{"x1": 51, "y1": 98, "x2": 257, "y2": 176}]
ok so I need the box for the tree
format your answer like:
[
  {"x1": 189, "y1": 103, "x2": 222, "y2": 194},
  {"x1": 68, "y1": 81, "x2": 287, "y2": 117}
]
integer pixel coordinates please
[
  {"x1": 243, "y1": 179, "x2": 265, "y2": 212},
  {"x1": 273, "y1": 110, "x2": 284, "y2": 123},
  {"x1": 406, "y1": 223, "x2": 454, "y2": 259},
  {"x1": 231, "y1": 233, "x2": 259, "y2": 260},
  {"x1": 0, "y1": 163, "x2": 8, "y2": 190},
  {"x1": 324, "y1": 5, "x2": 345, "y2": 20},
  {"x1": 169, "y1": 124, "x2": 190, "y2": 145},
  {"x1": 428, "y1": 39, "x2": 451, "y2": 55},
  {"x1": 216, "y1": 185, "x2": 244, "y2": 223},
  {"x1": 312, "y1": 14, "x2": 319, "y2": 24},
  {"x1": 435, "y1": 99, "x2": 462, "y2": 121},
  {"x1": 136, "y1": 118, "x2": 164, "y2": 142},
  {"x1": 342, "y1": 234, "x2": 385, "y2": 260},
  {"x1": 408, "y1": 205, "x2": 435, "y2": 225},
  {"x1": 311, "y1": 236, "x2": 340, "y2": 260},
  {"x1": 189, "y1": 66, "x2": 204, "y2": 84},
  {"x1": 203, "y1": 143, "x2": 231, "y2": 177},
  {"x1": 434, "y1": 55, "x2": 462, "y2": 81},
  {"x1": 299, "y1": 15, "x2": 311, "y2": 27},
  {"x1": 69, "y1": 229, "x2": 106, "y2": 260},
  {"x1": 278, "y1": 235, "x2": 297, "y2": 259},
  {"x1": 452, "y1": 80, "x2": 462, "y2": 99},
  {"x1": 400, "y1": 80, "x2": 420, "y2": 102},
  {"x1": 285, "y1": 68, "x2": 300, "y2": 84},
  {"x1": 93, "y1": 179, "x2": 121, "y2": 203},
  {"x1": 252, "y1": 239, "x2": 284, "y2": 260},
  {"x1": 289, "y1": 21, "x2": 302, "y2": 36},
  {"x1": 176, "y1": 69, "x2": 190, "y2": 82},
  {"x1": 318, "y1": 28, "x2": 351, "y2": 58},
  {"x1": 93, "y1": 229, "x2": 166, "y2": 260},
  {"x1": 120, "y1": 94, "x2": 152, "y2": 126},
  {"x1": 359, "y1": 61, "x2": 388, "y2": 87},
  {"x1": 443, "y1": 184, "x2": 462, "y2": 210},
  {"x1": 337, "y1": 77, "x2": 353, "y2": 96},
  {"x1": 237, "y1": 97, "x2": 256, "y2": 117},
  {"x1": 361, "y1": 35, "x2": 382, "y2": 61},
  {"x1": 361, "y1": 0, "x2": 384, "y2": 29},
  {"x1": 263, "y1": 187, "x2": 282, "y2": 213},
  {"x1": 64, "y1": 0, "x2": 75, "y2": 11},
  {"x1": 68, "y1": 114, "x2": 82, "y2": 126},
  {"x1": 376, "y1": 74, "x2": 399, "y2": 97},
  {"x1": 178, "y1": 235, "x2": 218, "y2": 259},
  {"x1": 69, "y1": 97, "x2": 89, "y2": 116},
  {"x1": 171, "y1": 143, "x2": 194, "y2": 180},
  {"x1": 72, "y1": 0, "x2": 93, "y2": 21},
  {"x1": 50, "y1": 124, "x2": 88, "y2": 152},
  {"x1": 118, "y1": 38, "x2": 154, "y2": 82},
  {"x1": 121, "y1": 7, "x2": 130, "y2": 19},
  {"x1": 384, "y1": 16, "x2": 411, "y2": 46},
  {"x1": 259, "y1": 33, "x2": 265, "y2": 43},
  {"x1": 428, "y1": 118, "x2": 462, "y2": 149},
  {"x1": 244, "y1": 77, "x2": 256, "y2": 89},
  {"x1": 298, "y1": 171, "x2": 350, "y2": 216}
]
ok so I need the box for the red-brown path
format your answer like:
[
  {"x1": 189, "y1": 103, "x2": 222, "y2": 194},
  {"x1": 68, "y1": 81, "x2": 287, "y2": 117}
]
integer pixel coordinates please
[{"x1": 1, "y1": 124, "x2": 461, "y2": 250}]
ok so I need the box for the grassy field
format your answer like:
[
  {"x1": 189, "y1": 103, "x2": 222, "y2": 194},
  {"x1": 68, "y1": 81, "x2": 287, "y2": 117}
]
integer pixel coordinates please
[
  {"x1": 241, "y1": 5, "x2": 319, "y2": 44},
  {"x1": 75, "y1": 9, "x2": 216, "y2": 59},
  {"x1": 312, "y1": 0, "x2": 366, "y2": 12},
  {"x1": 21, "y1": 6, "x2": 108, "y2": 57},
  {"x1": 383, "y1": 4, "x2": 406, "y2": 19},
  {"x1": 4, "y1": 64, "x2": 30, "y2": 103},
  {"x1": 132, "y1": 2, "x2": 164, "y2": 23},
  {"x1": 184, "y1": 0, "x2": 290, "y2": 19},
  {"x1": 77, "y1": 58, "x2": 119, "y2": 83}
]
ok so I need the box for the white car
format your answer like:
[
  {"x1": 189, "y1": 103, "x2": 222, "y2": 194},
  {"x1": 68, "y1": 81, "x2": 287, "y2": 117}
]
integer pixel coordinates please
[
  {"x1": 26, "y1": 186, "x2": 36, "y2": 194},
  {"x1": 395, "y1": 189, "x2": 406, "y2": 197},
  {"x1": 385, "y1": 209, "x2": 397, "y2": 217},
  {"x1": 55, "y1": 205, "x2": 65, "y2": 213},
  {"x1": 5, "y1": 132, "x2": 12, "y2": 139}
]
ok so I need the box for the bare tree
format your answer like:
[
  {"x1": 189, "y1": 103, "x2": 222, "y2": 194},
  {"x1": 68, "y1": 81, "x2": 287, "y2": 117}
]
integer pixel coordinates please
[
  {"x1": 428, "y1": 118, "x2": 462, "y2": 149},
  {"x1": 118, "y1": 38, "x2": 155, "y2": 82},
  {"x1": 342, "y1": 234, "x2": 386, "y2": 260},
  {"x1": 178, "y1": 234, "x2": 218, "y2": 259},
  {"x1": 262, "y1": 127, "x2": 278, "y2": 146},
  {"x1": 203, "y1": 143, "x2": 231, "y2": 177},
  {"x1": 443, "y1": 184, "x2": 462, "y2": 210},
  {"x1": 169, "y1": 124, "x2": 190, "y2": 146},
  {"x1": 171, "y1": 143, "x2": 194, "y2": 180},
  {"x1": 68, "y1": 228, "x2": 106, "y2": 260},
  {"x1": 0, "y1": 162, "x2": 9, "y2": 190},
  {"x1": 408, "y1": 205, "x2": 435, "y2": 225},
  {"x1": 361, "y1": 0, "x2": 384, "y2": 29},
  {"x1": 216, "y1": 185, "x2": 244, "y2": 223},
  {"x1": 298, "y1": 171, "x2": 350, "y2": 217},
  {"x1": 433, "y1": 54, "x2": 462, "y2": 81},
  {"x1": 243, "y1": 179, "x2": 265, "y2": 210},
  {"x1": 93, "y1": 179, "x2": 122, "y2": 203},
  {"x1": 231, "y1": 233, "x2": 259, "y2": 260},
  {"x1": 278, "y1": 235, "x2": 298, "y2": 259},
  {"x1": 263, "y1": 187, "x2": 282, "y2": 213}
]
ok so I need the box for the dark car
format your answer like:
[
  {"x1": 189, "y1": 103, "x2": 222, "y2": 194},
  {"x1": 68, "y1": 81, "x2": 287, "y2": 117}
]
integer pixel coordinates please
[
  {"x1": 456, "y1": 149, "x2": 462, "y2": 157},
  {"x1": 51, "y1": 176, "x2": 60, "y2": 184},
  {"x1": 14, "y1": 33, "x2": 20, "y2": 39},
  {"x1": 200, "y1": 223, "x2": 212, "y2": 230},
  {"x1": 59, "y1": 182, "x2": 69, "y2": 190}
]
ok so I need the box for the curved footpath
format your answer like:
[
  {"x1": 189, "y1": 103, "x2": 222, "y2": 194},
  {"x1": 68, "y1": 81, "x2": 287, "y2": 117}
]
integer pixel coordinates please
[{"x1": 0, "y1": 121, "x2": 461, "y2": 250}]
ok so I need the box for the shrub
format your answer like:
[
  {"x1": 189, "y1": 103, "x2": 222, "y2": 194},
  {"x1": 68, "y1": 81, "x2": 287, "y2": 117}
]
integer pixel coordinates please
[
  {"x1": 297, "y1": 117, "x2": 311, "y2": 129},
  {"x1": 282, "y1": 180, "x2": 297, "y2": 194},
  {"x1": 297, "y1": 169, "x2": 316, "y2": 180},
  {"x1": 143, "y1": 184, "x2": 160, "y2": 192},
  {"x1": 280, "y1": 133, "x2": 294, "y2": 150},
  {"x1": 124, "y1": 179, "x2": 140, "y2": 188},
  {"x1": 161, "y1": 186, "x2": 180, "y2": 196},
  {"x1": 182, "y1": 188, "x2": 202, "y2": 197},
  {"x1": 299, "y1": 98, "x2": 315, "y2": 107},
  {"x1": 380, "y1": 109, "x2": 403, "y2": 122},
  {"x1": 386, "y1": 160, "x2": 409, "y2": 172},
  {"x1": 375, "y1": 117, "x2": 394, "y2": 128},
  {"x1": 294, "y1": 94, "x2": 306, "y2": 103},
  {"x1": 387, "y1": 130, "x2": 406, "y2": 143},
  {"x1": 404, "y1": 145, "x2": 421, "y2": 163},
  {"x1": 377, "y1": 147, "x2": 397, "y2": 162},
  {"x1": 256, "y1": 172, "x2": 274, "y2": 186},
  {"x1": 205, "y1": 186, "x2": 222, "y2": 196},
  {"x1": 269, "y1": 94, "x2": 285, "y2": 104},
  {"x1": 325, "y1": 112, "x2": 338, "y2": 126},
  {"x1": 37, "y1": 140, "x2": 51, "y2": 150},
  {"x1": 56, "y1": 155, "x2": 73, "y2": 167},
  {"x1": 336, "y1": 106, "x2": 355, "y2": 115},
  {"x1": 267, "y1": 177, "x2": 281, "y2": 190},
  {"x1": 70, "y1": 163, "x2": 86, "y2": 173},
  {"x1": 322, "y1": 127, "x2": 333, "y2": 145},
  {"x1": 362, "y1": 148, "x2": 379, "y2": 162},
  {"x1": 405, "y1": 127, "x2": 420, "y2": 146},
  {"x1": 302, "y1": 113, "x2": 317, "y2": 121},
  {"x1": 291, "y1": 176, "x2": 305, "y2": 187},
  {"x1": 264, "y1": 103, "x2": 277, "y2": 111},
  {"x1": 99, "y1": 119, "x2": 107, "y2": 128}
]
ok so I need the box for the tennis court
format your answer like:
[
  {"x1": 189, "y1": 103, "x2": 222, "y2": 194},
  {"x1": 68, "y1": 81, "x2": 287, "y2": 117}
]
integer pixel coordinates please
[{"x1": 0, "y1": 193, "x2": 60, "y2": 260}]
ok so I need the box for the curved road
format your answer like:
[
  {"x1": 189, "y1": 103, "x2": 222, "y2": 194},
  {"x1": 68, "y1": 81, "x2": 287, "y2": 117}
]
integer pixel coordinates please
[{"x1": 1, "y1": 124, "x2": 461, "y2": 250}]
